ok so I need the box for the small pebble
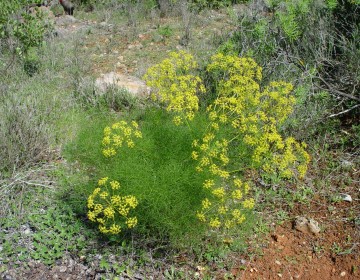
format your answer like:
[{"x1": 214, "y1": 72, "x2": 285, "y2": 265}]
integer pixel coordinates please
[
  {"x1": 341, "y1": 194, "x2": 352, "y2": 202},
  {"x1": 340, "y1": 271, "x2": 346, "y2": 277}
]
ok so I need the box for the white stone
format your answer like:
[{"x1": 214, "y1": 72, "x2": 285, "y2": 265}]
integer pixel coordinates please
[
  {"x1": 341, "y1": 194, "x2": 352, "y2": 202},
  {"x1": 95, "y1": 72, "x2": 150, "y2": 98}
]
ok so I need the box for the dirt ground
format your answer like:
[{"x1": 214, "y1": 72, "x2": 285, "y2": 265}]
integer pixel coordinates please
[
  {"x1": 237, "y1": 219, "x2": 359, "y2": 280},
  {"x1": 234, "y1": 183, "x2": 359, "y2": 280}
]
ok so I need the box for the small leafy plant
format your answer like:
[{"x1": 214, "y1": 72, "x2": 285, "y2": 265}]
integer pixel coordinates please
[
  {"x1": 158, "y1": 25, "x2": 173, "y2": 39},
  {"x1": 1, "y1": 0, "x2": 52, "y2": 74},
  {"x1": 0, "y1": 194, "x2": 89, "y2": 265}
]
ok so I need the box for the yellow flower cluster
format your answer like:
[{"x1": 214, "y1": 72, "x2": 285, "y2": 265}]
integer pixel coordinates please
[
  {"x1": 196, "y1": 177, "x2": 255, "y2": 229},
  {"x1": 207, "y1": 53, "x2": 262, "y2": 82},
  {"x1": 191, "y1": 53, "x2": 310, "y2": 229},
  {"x1": 201, "y1": 53, "x2": 310, "y2": 179},
  {"x1": 87, "y1": 177, "x2": 138, "y2": 234},
  {"x1": 102, "y1": 120, "x2": 142, "y2": 157},
  {"x1": 143, "y1": 51, "x2": 205, "y2": 125},
  {"x1": 261, "y1": 137, "x2": 311, "y2": 179},
  {"x1": 193, "y1": 137, "x2": 230, "y2": 177}
]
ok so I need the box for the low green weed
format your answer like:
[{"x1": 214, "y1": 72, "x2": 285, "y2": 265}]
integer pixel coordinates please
[
  {"x1": 28, "y1": 206, "x2": 88, "y2": 264},
  {"x1": 190, "y1": 0, "x2": 247, "y2": 10},
  {"x1": 158, "y1": 25, "x2": 173, "y2": 39},
  {"x1": 0, "y1": 186, "x2": 91, "y2": 266}
]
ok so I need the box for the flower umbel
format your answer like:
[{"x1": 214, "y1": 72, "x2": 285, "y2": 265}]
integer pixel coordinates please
[
  {"x1": 144, "y1": 50, "x2": 205, "y2": 125},
  {"x1": 87, "y1": 177, "x2": 138, "y2": 234},
  {"x1": 101, "y1": 121, "x2": 142, "y2": 157}
]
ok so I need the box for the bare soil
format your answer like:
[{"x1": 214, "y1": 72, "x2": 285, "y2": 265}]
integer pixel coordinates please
[{"x1": 236, "y1": 206, "x2": 359, "y2": 280}]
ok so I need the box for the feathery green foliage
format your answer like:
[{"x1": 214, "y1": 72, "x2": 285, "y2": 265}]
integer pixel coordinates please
[
  {"x1": 64, "y1": 108, "x2": 212, "y2": 246},
  {"x1": 66, "y1": 51, "x2": 310, "y2": 248}
]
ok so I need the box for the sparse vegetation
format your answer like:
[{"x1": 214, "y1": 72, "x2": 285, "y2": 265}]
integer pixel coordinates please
[{"x1": 0, "y1": 0, "x2": 358, "y2": 279}]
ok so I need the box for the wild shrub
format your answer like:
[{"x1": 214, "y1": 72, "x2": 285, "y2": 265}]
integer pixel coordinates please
[
  {"x1": 0, "y1": 89, "x2": 52, "y2": 177},
  {"x1": 195, "y1": 53, "x2": 309, "y2": 228},
  {"x1": 0, "y1": 0, "x2": 52, "y2": 75},
  {"x1": 0, "y1": 39, "x2": 74, "y2": 177},
  {"x1": 225, "y1": 0, "x2": 359, "y2": 136},
  {"x1": 146, "y1": 51, "x2": 309, "y2": 230},
  {"x1": 78, "y1": 51, "x2": 309, "y2": 244},
  {"x1": 74, "y1": 78, "x2": 141, "y2": 111}
]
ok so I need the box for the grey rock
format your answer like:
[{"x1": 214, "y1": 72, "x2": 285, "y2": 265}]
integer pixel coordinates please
[
  {"x1": 133, "y1": 273, "x2": 144, "y2": 279},
  {"x1": 307, "y1": 219, "x2": 321, "y2": 235},
  {"x1": 55, "y1": 15, "x2": 78, "y2": 25},
  {"x1": 294, "y1": 216, "x2": 320, "y2": 235},
  {"x1": 341, "y1": 160, "x2": 353, "y2": 168},
  {"x1": 95, "y1": 72, "x2": 150, "y2": 98},
  {"x1": 340, "y1": 193, "x2": 352, "y2": 202},
  {"x1": 21, "y1": 224, "x2": 32, "y2": 235},
  {"x1": 294, "y1": 216, "x2": 308, "y2": 233}
]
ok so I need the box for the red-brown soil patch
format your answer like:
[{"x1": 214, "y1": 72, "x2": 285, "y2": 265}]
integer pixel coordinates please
[{"x1": 233, "y1": 195, "x2": 359, "y2": 280}]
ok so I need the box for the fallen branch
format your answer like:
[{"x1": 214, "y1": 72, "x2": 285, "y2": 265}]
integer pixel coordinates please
[
  {"x1": 328, "y1": 103, "x2": 360, "y2": 118},
  {"x1": 314, "y1": 75, "x2": 360, "y2": 103}
]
